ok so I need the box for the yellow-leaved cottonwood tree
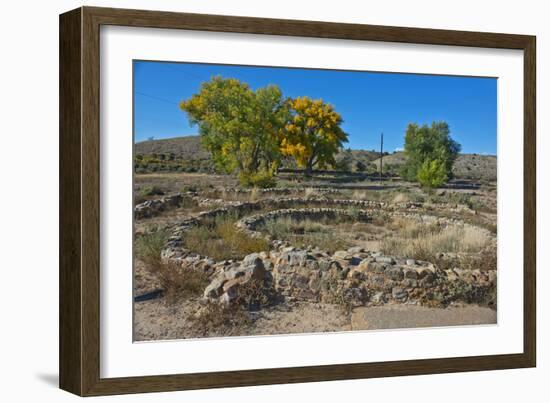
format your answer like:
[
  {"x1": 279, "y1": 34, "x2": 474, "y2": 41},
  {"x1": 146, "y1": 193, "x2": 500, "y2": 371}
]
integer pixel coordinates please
[
  {"x1": 180, "y1": 78, "x2": 348, "y2": 186},
  {"x1": 280, "y1": 96, "x2": 348, "y2": 174}
]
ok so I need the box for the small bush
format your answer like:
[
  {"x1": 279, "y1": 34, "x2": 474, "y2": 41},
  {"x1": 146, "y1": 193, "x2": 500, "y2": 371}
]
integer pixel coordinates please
[
  {"x1": 239, "y1": 169, "x2": 277, "y2": 189},
  {"x1": 235, "y1": 279, "x2": 277, "y2": 311},
  {"x1": 140, "y1": 185, "x2": 164, "y2": 197},
  {"x1": 135, "y1": 230, "x2": 168, "y2": 271},
  {"x1": 189, "y1": 303, "x2": 252, "y2": 337},
  {"x1": 460, "y1": 247, "x2": 497, "y2": 272},
  {"x1": 154, "y1": 261, "x2": 209, "y2": 304},
  {"x1": 354, "y1": 160, "x2": 367, "y2": 172}
]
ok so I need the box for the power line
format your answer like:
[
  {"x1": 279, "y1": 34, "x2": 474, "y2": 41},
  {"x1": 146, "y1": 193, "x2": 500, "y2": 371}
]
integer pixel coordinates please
[
  {"x1": 134, "y1": 63, "x2": 207, "y2": 106},
  {"x1": 161, "y1": 63, "x2": 205, "y2": 81},
  {"x1": 134, "y1": 91, "x2": 180, "y2": 106}
]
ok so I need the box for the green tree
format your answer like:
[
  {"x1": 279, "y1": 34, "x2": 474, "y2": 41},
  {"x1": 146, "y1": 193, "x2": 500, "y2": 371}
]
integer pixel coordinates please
[
  {"x1": 180, "y1": 77, "x2": 289, "y2": 186},
  {"x1": 400, "y1": 121, "x2": 461, "y2": 186},
  {"x1": 280, "y1": 96, "x2": 348, "y2": 173}
]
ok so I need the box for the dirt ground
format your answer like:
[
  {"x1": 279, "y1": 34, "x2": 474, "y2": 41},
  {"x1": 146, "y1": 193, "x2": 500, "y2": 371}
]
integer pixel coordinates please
[
  {"x1": 351, "y1": 304, "x2": 496, "y2": 330},
  {"x1": 133, "y1": 172, "x2": 497, "y2": 341},
  {"x1": 134, "y1": 299, "x2": 495, "y2": 341}
]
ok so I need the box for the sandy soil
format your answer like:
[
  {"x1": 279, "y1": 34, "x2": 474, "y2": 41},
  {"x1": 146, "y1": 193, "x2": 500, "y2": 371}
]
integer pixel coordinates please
[
  {"x1": 134, "y1": 299, "x2": 350, "y2": 341},
  {"x1": 132, "y1": 173, "x2": 497, "y2": 341},
  {"x1": 351, "y1": 304, "x2": 496, "y2": 330},
  {"x1": 134, "y1": 298, "x2": 495, "y2": 341}
]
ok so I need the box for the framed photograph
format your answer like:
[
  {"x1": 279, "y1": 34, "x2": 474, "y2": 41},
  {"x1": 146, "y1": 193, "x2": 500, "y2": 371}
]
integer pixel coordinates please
[{"x1": 59, "y1": 6, "x2": 536, "y2": 396}]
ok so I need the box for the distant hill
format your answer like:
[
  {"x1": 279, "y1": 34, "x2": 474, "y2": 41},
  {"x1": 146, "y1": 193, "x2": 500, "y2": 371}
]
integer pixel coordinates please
[
  {"x1": 135, "y1": 136, "x2": 496, "y2": 180},
  {"x1": 372, "y1": 151, "x2": 497, "y2": 181},
  {"x1": 135, "y1": 136, "x2": 210, "y2": 160},
  {"x1": 371, "y1": 152, "x2": 407, "y2": 169},
  {"x1": 452, "y1": 153, "x2": 497, "y2": 181}
]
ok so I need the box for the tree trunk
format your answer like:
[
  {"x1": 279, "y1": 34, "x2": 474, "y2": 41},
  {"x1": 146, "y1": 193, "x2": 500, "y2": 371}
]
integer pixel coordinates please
[{"x1": 305, "y1": 154, "x2": 316, "y2": 176}]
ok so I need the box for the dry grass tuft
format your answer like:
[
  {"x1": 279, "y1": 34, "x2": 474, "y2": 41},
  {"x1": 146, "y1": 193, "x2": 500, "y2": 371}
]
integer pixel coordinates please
[
  {"x1": 391, "y1": 192, "x2": 410, "y2": 203},
  {"x1": 351, "y1": 190, "x2": 369, "y2": 200},
  {"x1": 135, "y1": 230, "x2": 168, "y2": 271},
  {"x1": 135, "y1": 230, "x2": 209, "y2": 304},
  {"x1": 154, "y1": 261, "x2": 209, "y2": 304},
  {"x1": 184, "y1": 215, "x2": 268, "y2": 261},
  {"x1": 304, "y1": 187, "x2": 323, "y2": 198},
  {"x1": 260, "y1": 217, "x2": 348, "y2": 252},
  {"x1": 235, "y1": 279, "x2": 277, "y2": 310},
  {"x1": 189, "y1": 303, "x2": 252, "y2": 337},
  {"x1": 381, "y1": 219, "x2": 491, "y2": 259}
]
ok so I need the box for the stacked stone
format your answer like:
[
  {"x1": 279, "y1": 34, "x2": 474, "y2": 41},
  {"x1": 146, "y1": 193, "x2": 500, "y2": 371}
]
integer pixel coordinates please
[
  {"x1": 146, "y1": 192, "x2": 496, "y2": 309},
  {"x1": 134, "y1": 192, "x2": 195, "y2": 219},
  {"x1": 197, "y1": 247, "x2": 497, "y2": 309}
]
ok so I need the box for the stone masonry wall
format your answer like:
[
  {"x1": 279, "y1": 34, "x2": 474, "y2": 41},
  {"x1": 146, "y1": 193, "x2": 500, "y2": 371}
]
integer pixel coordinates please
[{"x1": 139, "y1": 194, "x2": 496, "y2": 309}]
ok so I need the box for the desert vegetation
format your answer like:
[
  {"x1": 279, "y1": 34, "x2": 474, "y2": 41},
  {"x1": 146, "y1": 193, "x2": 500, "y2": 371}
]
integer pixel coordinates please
[
  {"x1": 133, "y1": 75, "x2": 497, "y2": 341},
  {"x1": 183, "y1": 214, "x2": 269, "y2": 261},
  {"x1": 133, "y1": 169, "x2": 498, "y2": 340}
]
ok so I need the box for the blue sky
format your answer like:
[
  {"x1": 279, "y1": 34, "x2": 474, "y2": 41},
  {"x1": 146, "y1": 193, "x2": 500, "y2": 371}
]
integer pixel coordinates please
[{"x1": 133, "y1": 60, "x2": 497, "y2": 155}]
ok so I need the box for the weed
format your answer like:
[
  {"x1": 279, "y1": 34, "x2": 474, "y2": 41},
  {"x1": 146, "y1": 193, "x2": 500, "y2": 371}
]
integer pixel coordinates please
[
  {"x1": 235, "y1": 279, "x2": 277, "y2": 311},
  {"x1": 320, "y1": 267, "x2": 354, "y2": 314},
  {"x1": 381, "y1": 219, "x2": 490, "y2": 258},
  {"x1": 304, "y1": 187, "x2": 322, "y2": 198},
  {"x1": 189, "y1": 303, "x2": 252, "y2": 337},
  {"x1": 154, "y1": 261, "x2": 209, "y2": 304},
  {"x1": 260, "y1": 217, "x2": 348, "y2": 252},
  {"x1": 135, "y1": 230, "x2": 168, "y2": 271},
  {"x1": 183, "y1": 215, "x2": 268, "y2": 261},
  {"x1": 139, "y1": 185, "x2": 164, "y2": 197}
]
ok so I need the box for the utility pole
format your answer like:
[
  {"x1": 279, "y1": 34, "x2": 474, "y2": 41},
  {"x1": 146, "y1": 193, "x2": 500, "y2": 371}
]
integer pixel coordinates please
[{"x1": 379, "y1": 132, "x2": 384, "y2": 182}]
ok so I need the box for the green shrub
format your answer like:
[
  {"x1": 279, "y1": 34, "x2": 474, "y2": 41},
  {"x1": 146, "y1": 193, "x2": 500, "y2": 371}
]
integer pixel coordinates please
[
  {"x1": 354, "y1": 160, "x2": 367, "y2": 172},
  {"x1": 238, "y1": 169, "x2": 277, "y2": 189},
  {"x1": 139, "y1": 185, "x2": 164, "y2": 196},
  {"x1": 416, "y1": 159, "x2": 448, "y2": 188}
]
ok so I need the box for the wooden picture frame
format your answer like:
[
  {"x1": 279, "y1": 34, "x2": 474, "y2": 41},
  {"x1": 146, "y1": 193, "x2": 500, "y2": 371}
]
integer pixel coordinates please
[{"x1": 59, "y1": 6, "x2": 536, "y2": 396}]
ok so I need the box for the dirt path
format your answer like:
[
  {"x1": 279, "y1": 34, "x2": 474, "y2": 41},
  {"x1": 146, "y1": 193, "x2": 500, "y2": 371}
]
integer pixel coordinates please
[{"x1": 351, "y1": 304, "x2": 496, "y2": 330}]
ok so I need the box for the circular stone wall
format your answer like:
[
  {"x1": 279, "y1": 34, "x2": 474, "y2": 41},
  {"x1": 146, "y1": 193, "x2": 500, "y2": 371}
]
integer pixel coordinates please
[{"x1": 156, "y1": 196, "x2": 496, "y2": 309}]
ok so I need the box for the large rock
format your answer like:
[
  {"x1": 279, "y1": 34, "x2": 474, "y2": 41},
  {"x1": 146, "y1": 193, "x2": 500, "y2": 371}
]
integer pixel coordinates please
[
  {"x1": 392, "y1": 287, "x2": 408, "y2": 302},
  {"x1": 204, "y1": 275, "x2": 226, "y2": 299},
  {"x1": 376, "y1": 256, "x2": 395, "y2": 264},
  {"x1": 343, "y1": 287, "x2": 369, "y2": 307},
  {"x1": 242, "y1": 253, "x2": 263, "y2": 268},
  {"x1": 222, "y1": 279, "x2": 241, "y2": 300},
  {"x1": 333, "y1": 250, "x2": 350, "y2": 259}
]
